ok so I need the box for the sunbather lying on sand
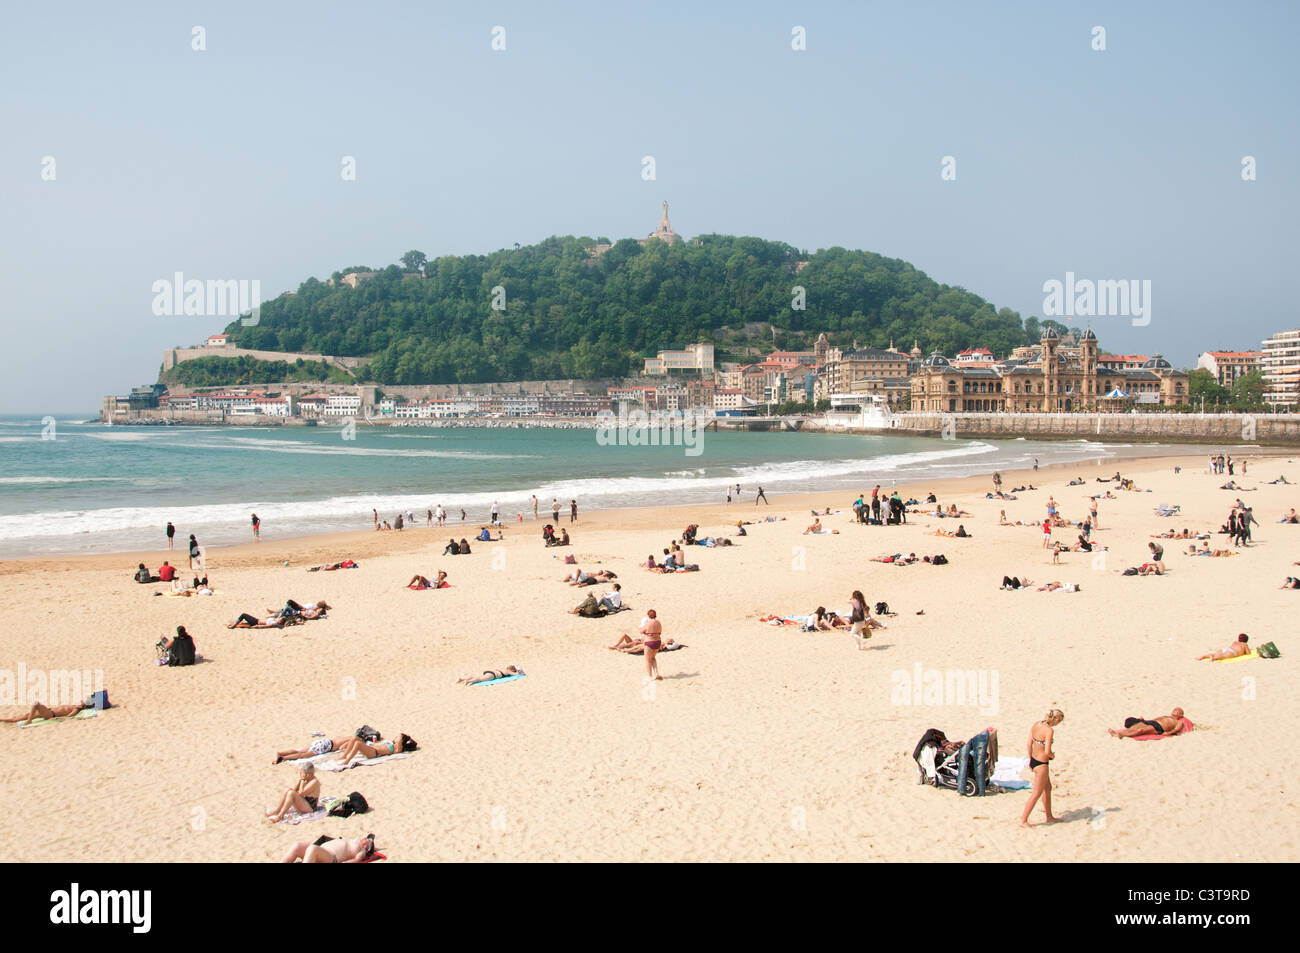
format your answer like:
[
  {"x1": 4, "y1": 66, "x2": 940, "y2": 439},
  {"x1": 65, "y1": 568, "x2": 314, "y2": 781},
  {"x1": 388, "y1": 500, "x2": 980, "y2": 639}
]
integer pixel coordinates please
[
  {"x1": 1108, "y1": 708, "x2": 1187, "y2": 738},
  {"x1": 457, "y1": 666, "x2": 524, "y2": 684},
  {"x1": 1186, "y1": 543, "x2": 1235, "y2": 556},
  {"x1": 608, "y1": 635, "x2": 685, "y2": 654},
  {"x1": 407, "y1": 571, "x2": 449, "y2": 589},
  {"x1": 306, "y1": 560, "x2": 358, "y2": 571},
  {"x1": 1197, "y1": 634, "x2": 1250, "y2": 660},
  {"x1": 281, "y1": 833, "x2": 376, "y2": 863},
  {"x1": 266, "y1": 764, "x2": 322, "y2": 822},
  {"x1": 1036, "y1": 581, "x2": 1080, "y2": 592},
  {"x1": 274, "y1": 736, "x2": 354, "y2": 764},
  {"x1": 331, "y1": 732, "x2": 417, "y2": 762},
  {"x1": 0, "y1": 700, "x2": 94, "y2": 725}
]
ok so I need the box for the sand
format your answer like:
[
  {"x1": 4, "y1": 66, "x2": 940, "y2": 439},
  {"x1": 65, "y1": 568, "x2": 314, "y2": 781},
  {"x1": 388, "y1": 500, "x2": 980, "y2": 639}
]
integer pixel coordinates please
[{"x1": 1, "y1": 451, "x2": 1296, "y2": 862}]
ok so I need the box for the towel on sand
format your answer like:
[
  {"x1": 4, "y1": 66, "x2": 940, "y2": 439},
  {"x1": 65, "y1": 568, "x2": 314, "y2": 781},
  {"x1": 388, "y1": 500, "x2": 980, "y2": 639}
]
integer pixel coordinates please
[
  {"x1": 17, "y1": 708, "x2": 99, "y2": 728},
  {"x1": 1132, "y1": 718, "x2": 1195, "y2": 740},
  {"x1": 1204, "y1": 650, "x2": 1259, "y2": 664},
  {"x1": 471, "y1": 673, "x2": 526, "y2": 686},
  {"x1": 989, "y1": 756, "x2": 1031, "y2": 789},
  {"x1": 317, "y1": 752, "x2": 414, "y2": 771}
]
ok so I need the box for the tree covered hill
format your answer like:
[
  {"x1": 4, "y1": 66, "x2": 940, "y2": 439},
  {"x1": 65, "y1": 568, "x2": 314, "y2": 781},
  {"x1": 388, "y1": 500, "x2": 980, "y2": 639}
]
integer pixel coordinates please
[{"x1": 223, "y1": 234, "x2": 1042, "y2": 385}]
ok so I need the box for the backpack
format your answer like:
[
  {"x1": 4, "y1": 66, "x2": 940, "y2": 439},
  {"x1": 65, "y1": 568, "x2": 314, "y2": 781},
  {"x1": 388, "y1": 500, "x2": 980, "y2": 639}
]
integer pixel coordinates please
[
  {"x1": 932, "y1": 554, "x2": 948, "y2": 565},
  {"x1": 1258, "y1": 642, "x2": 1281, "y2": 659},
  {"x1": 328, "y1": 791, "x2": 370, "y2": 818},
  {"x1": 355, "y1": 725, "x2": 381, "y2": 743},
  {"x1": 168, "y1": 634, "x2": 196, "y2": 666}
]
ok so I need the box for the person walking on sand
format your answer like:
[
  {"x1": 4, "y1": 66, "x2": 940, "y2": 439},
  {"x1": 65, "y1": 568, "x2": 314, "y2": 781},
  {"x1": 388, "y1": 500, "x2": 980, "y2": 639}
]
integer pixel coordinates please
[
  {"x1": 640, "y1": 609, "x2": 664, "y2": 680},
  {"x1": 552, "y1": 498, "x2": 559, "y2": 523},
  {"x1": 372, "y1": 508, "x2": 378, "y2": 529},
  {"x1": 166, "y1": 521, "x2": 175, "y2": 551},
  {"x1": 532, "y1": 495, "x2": 538, "y2": 520},
  {"x1": 570, "y1": 499, "x2": 578, "y2": 522},
  {"x1": 755, "y1": 486, "x2": 769, "y2": 505},
  {"x1": 188, "y1": 534, "x2": 202, "y2": 570},
  {"x1": 1033, "y1": 459, "x2": 1039, "y2": 471},
  {"x1": 251, "y1": 513, "x2": 261, "y2": 541},
  {"x1": 1020, "y1": 709, "x2": 1064, "y2": 828},
  {"x1": 490, "y1": 501, "x2": 499, "y2": 525}
]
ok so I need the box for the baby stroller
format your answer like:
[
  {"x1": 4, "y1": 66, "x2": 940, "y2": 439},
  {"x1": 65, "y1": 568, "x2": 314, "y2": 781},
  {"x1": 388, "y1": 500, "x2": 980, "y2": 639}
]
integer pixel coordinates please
[{"x1": 913, "y1": 728, "x2": 997, "y2": 796}]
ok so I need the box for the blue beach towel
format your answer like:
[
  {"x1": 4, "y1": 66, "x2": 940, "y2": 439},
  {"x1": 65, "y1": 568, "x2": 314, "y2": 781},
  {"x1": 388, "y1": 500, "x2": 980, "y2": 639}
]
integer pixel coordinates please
[{"x1": 471, "y1": 673, "x2": 527, "y2": 686}]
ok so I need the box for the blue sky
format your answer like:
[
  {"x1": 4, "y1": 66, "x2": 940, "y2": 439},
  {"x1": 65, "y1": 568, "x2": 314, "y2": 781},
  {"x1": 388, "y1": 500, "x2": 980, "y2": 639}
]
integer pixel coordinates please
[{"x1": 3, "y1": 0, "x2": 1296, "y2": 412}]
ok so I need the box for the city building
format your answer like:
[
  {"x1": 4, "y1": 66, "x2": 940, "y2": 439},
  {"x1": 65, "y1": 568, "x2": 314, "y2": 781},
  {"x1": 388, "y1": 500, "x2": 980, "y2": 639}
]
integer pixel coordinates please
[
  {"x1": 1196, "y1": 351, "x2": 1261, "y2": 388},
  {"x1": 911, "y1": 328, "x2": 1188, "y2": 412},
  {"x1": 643, "y1": 342, "x2": 715, "y2": 376},
  {"x1": 1260, "y1": 329, "x2": 1300, "y2": 409}
]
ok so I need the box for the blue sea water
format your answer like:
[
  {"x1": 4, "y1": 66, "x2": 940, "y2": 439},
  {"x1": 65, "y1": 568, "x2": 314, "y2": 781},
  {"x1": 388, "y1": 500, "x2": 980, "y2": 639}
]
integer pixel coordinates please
[{"x1": 0, "y1": 415, "x2": 1149, "y2": 557}]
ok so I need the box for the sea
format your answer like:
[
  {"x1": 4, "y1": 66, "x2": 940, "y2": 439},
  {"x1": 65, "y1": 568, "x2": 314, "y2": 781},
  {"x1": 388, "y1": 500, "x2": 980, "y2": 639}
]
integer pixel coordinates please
[{"x1": 0, "y1": 415, "x2": 1206, "y2": 558}]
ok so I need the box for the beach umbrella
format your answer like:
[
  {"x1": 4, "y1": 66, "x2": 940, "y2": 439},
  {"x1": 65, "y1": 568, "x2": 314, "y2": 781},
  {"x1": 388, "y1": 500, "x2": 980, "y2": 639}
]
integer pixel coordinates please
[{"x1": 1104, "y1": 388, "x2": 1129, "y2": 399}]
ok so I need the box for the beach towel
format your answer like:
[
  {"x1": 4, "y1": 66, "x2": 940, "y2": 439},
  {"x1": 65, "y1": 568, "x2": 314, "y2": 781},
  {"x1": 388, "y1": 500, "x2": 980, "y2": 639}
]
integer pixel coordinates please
[
  {"x1": 316, "y1": 752, "x2": 415, "y2": 771},
  {"x1": 1204, "y1": 650, "x2": 1259, "y2": 664},
  {"x1": 989, "y1": 756, "x2": 1031, "y2": 789},
  {"x1": 1154, "y1": 504, "x2": 1181, "y2": 517},
  {"x1": 470, "y1": 673, "x2": 527, "y2": 686},
  {"x1": 1131, "y1": 718, "x2": 1194, "y2": 740},
  {"x1": 17, "y1": 708, "x2": 99, "y2": 728}
]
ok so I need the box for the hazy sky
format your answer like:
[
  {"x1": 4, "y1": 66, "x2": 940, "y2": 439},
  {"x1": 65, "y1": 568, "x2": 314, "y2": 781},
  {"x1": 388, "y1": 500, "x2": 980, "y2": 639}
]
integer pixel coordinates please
[{"x1": 3, "y1": 0, "x2": 1296, "y2": 413}]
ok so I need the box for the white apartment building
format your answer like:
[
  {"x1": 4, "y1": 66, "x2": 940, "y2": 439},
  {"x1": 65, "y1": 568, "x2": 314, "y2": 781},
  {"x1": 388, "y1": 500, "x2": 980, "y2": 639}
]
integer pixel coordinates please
[
  {"x1": 323, "y1": 394, "x2": 363, "y2": 417},
  {"x1": 1261, "y1": 329, "x2": 1300, "y2": 409},
  {"x1": 643, "y1": 343, "x2": 715, "y2": 376}
]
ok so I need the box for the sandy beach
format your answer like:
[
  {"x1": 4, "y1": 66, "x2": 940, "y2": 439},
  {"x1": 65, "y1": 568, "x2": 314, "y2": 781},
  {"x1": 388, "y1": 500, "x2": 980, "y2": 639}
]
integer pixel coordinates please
[{"x1": 1, "y1": 450, "x2": 1296, "y2": 863}]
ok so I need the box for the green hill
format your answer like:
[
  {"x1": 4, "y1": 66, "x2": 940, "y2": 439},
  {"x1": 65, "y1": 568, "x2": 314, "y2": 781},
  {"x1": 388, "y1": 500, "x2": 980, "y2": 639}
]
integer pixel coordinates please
[{"x1": 223, "y1": 234, "x2": 1042, "y2": 385}]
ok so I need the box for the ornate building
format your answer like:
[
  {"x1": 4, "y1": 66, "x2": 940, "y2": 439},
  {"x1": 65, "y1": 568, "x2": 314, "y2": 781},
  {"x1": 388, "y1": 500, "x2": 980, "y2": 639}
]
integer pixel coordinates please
[
  {"x1": 641, "y1": 201, "x2": 681, "y2": 246},
  {"x1": 911, "y1": 328, "x2": 1188, "y2": 412}
]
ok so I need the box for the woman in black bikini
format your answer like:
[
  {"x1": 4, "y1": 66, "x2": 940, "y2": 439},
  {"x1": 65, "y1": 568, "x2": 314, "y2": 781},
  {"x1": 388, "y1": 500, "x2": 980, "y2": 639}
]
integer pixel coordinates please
[{"x1": 1020, "y1": 708, "x2": 1064, "y2": 828}]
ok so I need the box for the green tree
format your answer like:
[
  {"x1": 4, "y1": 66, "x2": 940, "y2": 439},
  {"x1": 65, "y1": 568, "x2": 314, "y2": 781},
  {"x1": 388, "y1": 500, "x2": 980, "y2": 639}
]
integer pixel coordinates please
[{"x1": 400, "y1": 250, "x2": 428, "y2": 274}]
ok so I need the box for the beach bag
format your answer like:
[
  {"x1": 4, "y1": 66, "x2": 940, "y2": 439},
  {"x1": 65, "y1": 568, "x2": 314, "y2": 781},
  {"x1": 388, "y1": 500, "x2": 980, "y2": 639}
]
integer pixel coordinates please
[
  {"x1": 874, "y1": 602, "x2": 889, "y2": 616},
  {"x1": 932, "y1": 554, "x2": 948, "y2": 565},
  {"x1": 86, "y1": 690, "x2": 111, "y2": 710},
  {"x1": 168, "y1": 634, "x2": 196, "y2": 667},
  {"x1": 355, "y1": 725, "x2": 381, "y2": 742},
  {"x1": 328, "y1": 791, "x2": 370, "y2": 818},
  {"x1": 1258, "y1": 642, "x2": 1281, "y2": 659},
  {"x1": 564, "y1": 554, "x2": 576, "y2": 564}
]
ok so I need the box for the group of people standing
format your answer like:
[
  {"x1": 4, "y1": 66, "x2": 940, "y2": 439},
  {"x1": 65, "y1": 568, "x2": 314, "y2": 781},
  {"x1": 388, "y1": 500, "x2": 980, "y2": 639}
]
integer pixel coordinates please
[
  {"x1": 1210, "y1": 454, "x2": 1244, "y2": 475},
  {"x1": 852, "y1": 485, "x2": 905, "y2": 525},
  {"x1": 1224, "y1": 499, "x2": 1258, "y2": 546}
]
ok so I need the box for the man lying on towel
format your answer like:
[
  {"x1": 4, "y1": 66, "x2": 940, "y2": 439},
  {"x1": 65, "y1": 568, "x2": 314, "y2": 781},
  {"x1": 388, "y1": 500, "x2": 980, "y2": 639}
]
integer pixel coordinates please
[{"x1": 1108, "y1": 707, "x2": 1188, "y2": 738}]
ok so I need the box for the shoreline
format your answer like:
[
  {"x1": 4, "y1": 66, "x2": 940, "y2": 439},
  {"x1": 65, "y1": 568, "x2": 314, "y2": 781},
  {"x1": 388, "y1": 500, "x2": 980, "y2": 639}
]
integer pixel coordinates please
[{"x1": 4, "y1": 447, "x2": 1290, "y2": 573}]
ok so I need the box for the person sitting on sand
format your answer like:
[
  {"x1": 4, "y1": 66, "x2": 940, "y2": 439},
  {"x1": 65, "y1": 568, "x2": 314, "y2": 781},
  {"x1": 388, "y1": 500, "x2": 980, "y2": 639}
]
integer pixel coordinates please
[
  {"x1": 645, "y1": 554, "x2": 659, "y2": 569},
  {"x1": 1281, "y1": 576, "x2": 1300, "y2": 589},
  {"x1": 598, "y1": 583, "x2": 623, "y2": 613},
  {"x1": 280, "y1": 833, "x2": 376, "y2": 863},
  {"x1": 443, "y1": 538, "x2": 460, "y2": 555},
  {"x1": 267, "y1": 763, "x2": 322, "y2": 822},
  {"x1": 457, "y1": 666, "x2": 524, "y2": 685},
  {"x1": 0, "y1": 699, "x2": 94, "y2": 725},
  {"x1": 407, "y1": 570, "x2": 448, "y2": 590},
  {"x1": 1108, "y1": 708, "x2": 1187, "y2": 738},
  {"x1": 571, "y1": 593, "x2": 606, "y2": 617},
  {"x1": 274, "y1": 735, "x2": 356, "y2": 764},
  {"x1": 947, "y1": 504, "x2": 971, "y2": 517},
  {"x1": 331, "y1": 732, "x2": 417, "y2": 764},
  {"x1": 1279, "y1": 509, "x2": 1299, "y2": 524},
  {"x1": 134, "y1": 563, "x2": 157, "y2": 583},
  {"x1": 457, "y1": 538, "x2": 471, "y2": 554},
  {"x1": 803, "y1": 518, "x2": 823, "y2": 535},
  {"x1": 559, "y1": 528, "x2": 570, "y2": 545},
  {"x1": 1197, "y1": 633, "x2": 1250, "y2": 660},
  {"x1": 1070, "y1": 534, "x2": 1092, "y2": 553}
]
